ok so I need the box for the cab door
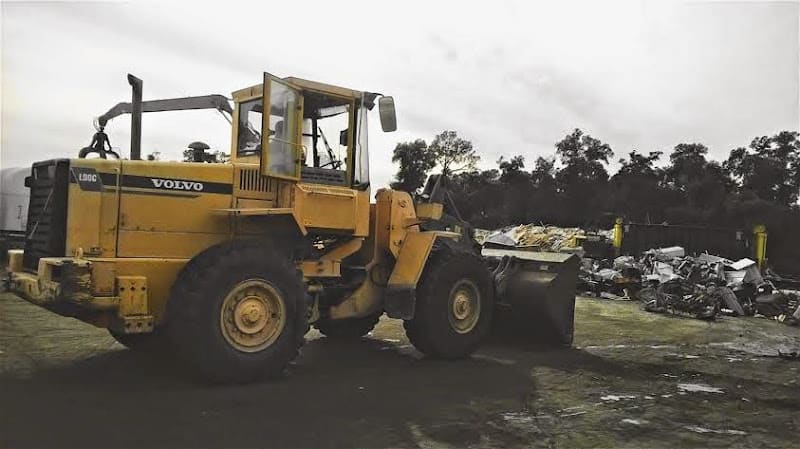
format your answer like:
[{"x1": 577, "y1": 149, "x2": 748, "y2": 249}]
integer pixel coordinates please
[{"x1": 260, "y1": 73, "x2": 303, "y2": 180}]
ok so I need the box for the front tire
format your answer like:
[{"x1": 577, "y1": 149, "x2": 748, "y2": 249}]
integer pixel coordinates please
[
  {"x1": 403, "y1": 241, "x2": 494, "y2": 358},
  {"x1": 166, "y1": 240, "x2": 306, "y2": 383}
]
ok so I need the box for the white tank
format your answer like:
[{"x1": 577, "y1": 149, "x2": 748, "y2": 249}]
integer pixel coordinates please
[{"x1": 0, "y1": 167, "x2": 30, "y2": 233}]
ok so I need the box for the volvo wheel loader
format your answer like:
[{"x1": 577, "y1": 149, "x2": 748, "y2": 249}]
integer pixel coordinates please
[{"x1": 4, "y1": 73, "x2": 579, "y2": 383}]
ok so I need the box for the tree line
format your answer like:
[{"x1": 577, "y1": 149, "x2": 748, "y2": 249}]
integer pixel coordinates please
[{"x1": 391, "y1": 129, "x2": 800, "y2": 274}]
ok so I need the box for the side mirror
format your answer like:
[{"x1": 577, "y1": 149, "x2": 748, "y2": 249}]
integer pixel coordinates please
[
  {"x1": 339, "y1": 129, "x2": 348, "y2": 146},
  {"x1": 378, "y1": 96, "x2": 397, "y2": 132}
]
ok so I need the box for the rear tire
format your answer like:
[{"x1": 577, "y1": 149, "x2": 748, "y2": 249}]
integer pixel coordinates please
[
  {"x1": 403, "y1": 241, "x2": 493, "y2": 358},
  {"x1": 314, "y1": 313, "x2": 381, "y2": 338},
  {"x1": 166, "y1": 240, "x2": 307, "y2": 383}
]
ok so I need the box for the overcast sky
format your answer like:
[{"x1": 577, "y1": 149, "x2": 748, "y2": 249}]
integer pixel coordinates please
[{"x1": 1, "y1": 0, "x2": 798, "y2": 190}]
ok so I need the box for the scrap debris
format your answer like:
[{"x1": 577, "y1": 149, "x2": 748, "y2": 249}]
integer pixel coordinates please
[
  {"x1": 477, "y1": 223, "x2": 800, "y2": 326},
  {"x1": 481, "y1": 224, "x2": 586, "y2": 253},
  {"x1": 593, "y1": 248, "x2": 800, "y2": 323}
]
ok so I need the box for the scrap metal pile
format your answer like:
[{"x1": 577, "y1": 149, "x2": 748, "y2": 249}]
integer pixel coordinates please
[
  {"x1": 477, "y1": 224, "x2": 799, "y2": 325},
  {"x1": 581, "y1": 246, "x2": 800, "y2": 324},
  {"x1": 478, "y1": 224, "x2": 586, "y2": 253}
]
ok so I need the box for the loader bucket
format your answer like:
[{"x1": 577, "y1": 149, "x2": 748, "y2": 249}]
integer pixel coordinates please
[{"x1": 483, "y1": 248, "x2": 580, "y2": 346}]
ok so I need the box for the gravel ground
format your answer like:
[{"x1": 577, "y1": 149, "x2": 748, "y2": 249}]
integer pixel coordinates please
[{"x1": 1, "y1": 292, "x2": 798, "y2": 448}]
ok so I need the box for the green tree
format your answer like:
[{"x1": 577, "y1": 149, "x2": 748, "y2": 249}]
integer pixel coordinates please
[
  {"x1": 496, "y1": 155, "x2": 531, "y2": 224},
  {"x1": 390, "y1": 139, "x2": 435, "y2": 193},
  {"x1": 724, "y1": 131, "x2": 800, "y2": 206},
  {"x1": 664, "y1": 143, "x2": 709, "y2": 190},
  {"x1": 556, "y1": 128, "x2": 614, "y2": 166},
  {"x1": 554, "y1": 129, "x2": 614, "y2": 226},
  {"x1": 526, "y1": 156, "x2": 561, "y2": 225},
  {"x1": 429, "y1": 130, "x2": 480, "y2": 175},
  {"x1": 530, "y1": 157, "x2": 556, "y2": 189},
  {"x1": 450, "y1": 169, "x2": 503, "y2": 228},
  {"x1": 662, "y1": 143, "x2": 731, "y2": 220},
  {"x1": 497, "y1": 155, "x2": 526, "y2": 183},
  {"x1": 617, "y1": 150, "x2": 662, "y2": 177},
  {"x1": 610, "y1": 150, "x2": 666, "y2": 222}
]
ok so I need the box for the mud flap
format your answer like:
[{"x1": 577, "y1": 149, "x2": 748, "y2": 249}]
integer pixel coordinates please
[
  {"x1": 384, "y1": 287, "x2": 415, "y2": 320},
  {"x1": 384, "y1": 231, "x2": 440, "y2": 320},
  {"x1": 484, "y1": 249, "x2": 580, "y2": 346}
]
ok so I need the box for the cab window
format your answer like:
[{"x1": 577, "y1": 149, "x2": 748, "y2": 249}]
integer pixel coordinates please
[
  {"x1": 300, "y1": 92, "x2": 352, "y2": 186},
  {"x1": 237, "y1": 98, "x2": 262, "y2": 156}
]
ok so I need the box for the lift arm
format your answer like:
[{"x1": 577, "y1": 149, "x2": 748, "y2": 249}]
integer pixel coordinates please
[{"x1": 97, "y1": 94, "x2": 233, "y2": 127}]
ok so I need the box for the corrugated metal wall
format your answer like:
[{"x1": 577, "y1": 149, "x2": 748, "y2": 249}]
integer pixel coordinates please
[{"x1": 620, "y1": 222, "x2": 752, "y2": 260}]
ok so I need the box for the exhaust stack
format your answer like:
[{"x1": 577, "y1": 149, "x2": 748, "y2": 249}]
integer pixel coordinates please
[{"x1": 127, "y1": 74, "x2": 143, "y2": 160}]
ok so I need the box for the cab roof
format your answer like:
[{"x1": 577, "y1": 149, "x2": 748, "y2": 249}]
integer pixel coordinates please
[{"x1": 231, "y1": 75, "x2": 366, "y2": 102}]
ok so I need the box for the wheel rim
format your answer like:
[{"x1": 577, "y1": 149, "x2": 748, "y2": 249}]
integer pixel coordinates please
[
  {"x1": 447, "y1": 279, "x2": 481, "y2": 334},
  {"x1": 220, "y1": 279, "x2": 286, "y2": 353}
]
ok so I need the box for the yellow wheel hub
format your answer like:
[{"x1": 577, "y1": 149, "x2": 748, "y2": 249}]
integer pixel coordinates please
[
  {"x1": 448, "y1": 279, "x2": 481, "y2": 334},
  {"x1": 220, "y1": 279, "x2": 286, "y2": 352}
]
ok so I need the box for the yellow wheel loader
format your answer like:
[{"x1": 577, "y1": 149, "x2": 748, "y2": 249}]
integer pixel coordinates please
[{"x1": 4, "y1": 73, "x2": 579, "y2": 383}]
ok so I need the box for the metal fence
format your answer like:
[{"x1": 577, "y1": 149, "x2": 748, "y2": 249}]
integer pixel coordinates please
[{"x1": 619, "y1": 222, "x2": 753, "y2": 260}]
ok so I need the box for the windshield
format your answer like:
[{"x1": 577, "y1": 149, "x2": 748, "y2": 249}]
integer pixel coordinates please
[{"x1": 303, "y1": 105, "x2": 349, "y2": 170}]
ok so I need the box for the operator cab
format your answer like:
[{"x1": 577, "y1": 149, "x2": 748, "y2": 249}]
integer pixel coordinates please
[{"x1": 231, "y1": 74, "x2": 396, "y2": 189}]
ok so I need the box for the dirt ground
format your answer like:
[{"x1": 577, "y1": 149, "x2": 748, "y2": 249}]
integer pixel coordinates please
[{"x1": 1, "y1": 292, "x2": 798, "y2": 449}]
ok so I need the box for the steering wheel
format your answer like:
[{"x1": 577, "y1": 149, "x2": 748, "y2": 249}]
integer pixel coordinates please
[{"x1": 319, "y1": 160, "x2": 343, "y2": 170}]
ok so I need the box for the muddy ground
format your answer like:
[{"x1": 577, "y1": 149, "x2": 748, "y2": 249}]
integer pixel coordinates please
[{"x1": 1, "y1": 292, "x2": 798, "y2": 448}]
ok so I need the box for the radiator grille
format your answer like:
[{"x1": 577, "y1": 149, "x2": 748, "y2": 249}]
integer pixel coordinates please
[
  {"x1": 239, "y1": 168, "x2": 271, "y2": 192},
  {"x1": 22, "y1": 160, "x2": 69, "y2": 271}
]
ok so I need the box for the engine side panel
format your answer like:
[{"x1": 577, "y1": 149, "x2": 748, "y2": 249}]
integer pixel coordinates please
[
  {"x1": 115, "y1": 160, "x2": 233, "y2": 258},
  {"x1": 66, "y1": 158, "x2": 123, "y2": 259}
]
